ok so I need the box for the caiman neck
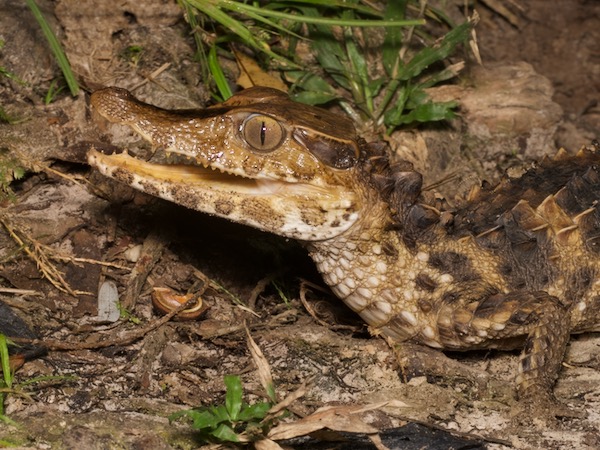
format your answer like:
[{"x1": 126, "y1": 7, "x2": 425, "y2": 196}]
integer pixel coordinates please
[
  {"x1": 306, "y1": 190, "x2": 507, "y2": 349},
  {"x1": 306, "y1": 197, "x2": 418, "y2": 335}
]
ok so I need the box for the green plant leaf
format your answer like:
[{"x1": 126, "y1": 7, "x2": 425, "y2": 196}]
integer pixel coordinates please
[
  {"x1": 44, "y1": 79, "x2": 65, "y2": 105},
  {"x1": 224, "y1": 375, "x2": 243, "y2": 421},
  {"x1": 237, "y1": 401, "x2": 271, "y2": 421},
  {"x1": 208, "y1": 0, "x2": 423, "y2": 27},
  {"x1": 399, "y1": 19, "x2": 472, "y2": 81},
  {"x1": 345, "y1": 32, "x2": 370, "y2": 110},
  {"x1": 0, "y1": 414, "x2": 19, "y2": 427},
  {"x1": 417, "y1": 61, "x2": 465, "y2": 90},
  {"x1": 209, "y1": 404, "x2": 230, "y2": 423},
  {"x1": 299, "y1": 7, "x2": 353, "y2": 91},
  {"x1": 0, "y1": 67, "x2": 26, "y2": 86},
  {"x1": 405, "y1": 88, "x2": 428, "y2": 108},
  {"x1": 385, "y1": 100, "x2": 457, "y2": 127},
  {"x1": 169, "y1": 408, "x2": 220, "y2": 430},
  {"x1": 309, "y1": 32, "x2": 351, "y2": 91},
  {"x1": 382, "y1": 85, "x2": 410, "y2": 125},
  {"x1": 184, "y1": 0, "x2": 293, "y2": 66},
  {"x1": 212, "y1": 423, "x2": 239, "y2": 442},
  {"x1": 287, "y1": 71, "x2": 338, "y2": 105},
  {"x1": 367, "y1": 77, "x2": 386, "y2": 99},
  {"x1": 192, "y1": 410, "x2": 220, "y2": 430},
  {"x1": 291, "y1": 89, "x2": 337, "y2": 106}
]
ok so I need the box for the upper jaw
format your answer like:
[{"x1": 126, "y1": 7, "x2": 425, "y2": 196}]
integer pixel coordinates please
[{"x1": 88, "y1": 87, "x2": 363, "y2": 241}]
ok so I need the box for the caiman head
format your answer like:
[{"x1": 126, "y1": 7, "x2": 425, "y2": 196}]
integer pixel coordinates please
[{"x1": 88, "y1": 87, "x2": 387, "y2": 241}]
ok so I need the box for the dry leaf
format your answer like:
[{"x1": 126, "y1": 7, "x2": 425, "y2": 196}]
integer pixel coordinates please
[
  {"x1": 234, "y1": 49, "x2": 287, "y2": 91},
  {"x1": 267, "y1": 402, "x2": 388, "y2": 441},
  {"x1": 253, "y1": 438, "x2": 284, "y2": 450},
  {"x1": 246, "y1": 325, "x2": 276, "y2": 401},
  {"x1": 266, "y1": 380, "x2": 308, "y2": 419}
]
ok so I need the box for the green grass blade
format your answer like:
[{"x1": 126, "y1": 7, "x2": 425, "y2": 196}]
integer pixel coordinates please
[
  {"x1": 218, "y1": 1, "x2": 424, "y2": 27},
  {"x1": 177, "y1": 0, "x2": 210, "y2": 80},
  {"x1": 184, "y1": 0, "x2": 295, "y2": 66},
  {"x1": 15, "y1": 374, "x2": 77, "y2": 387},
  {"x1": 288, "y1": 72, "x2": 338, "y2": 105},
  {"x1": 208, "y1": 44, "x2": 232, "y2": 100},
  {"x1": 345, "y1": 34, "x2": 370, "y2": 112},
  {"x1": 237, "y1": 401, "x2": 271, "y2": 421},
  {"x1": 25, "y1": 0, "x2": 79, "y2": 96},
  {"x1": 387, "y1": 101, "x2": 457, "y2": 126},
  {"x1": 382, "y1": 0, "x2": 408, "y2": 76},
  {"x1": 264, "y1": 0, "x2": 383, "y2": 18},
  {"x1": 382, "y1": 85, "x2": 409, "y2": 126},
  {"x1": 0, "y1": 414, "x2": 19, "y2": 427},
  {"x1": 0, "y1": 334, "x2": 12, "y2": 389},
  {"x1": 0, "y1": 67, "x2": 26, "y2": 86},
  {"x1": 229, "y1": 4, "x2": 305, "y2": 42},
  {"x1": 301, "y1": 8, "x2": 352, "y2": 91}
]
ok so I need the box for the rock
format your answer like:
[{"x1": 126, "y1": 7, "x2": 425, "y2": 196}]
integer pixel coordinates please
[{"x1": 392, "y1": 62, "x2": 564, "y2": 200}]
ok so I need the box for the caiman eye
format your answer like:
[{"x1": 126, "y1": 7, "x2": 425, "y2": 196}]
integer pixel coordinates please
[{"x1": 242, "y1": 114, "x2": 285, "y2": 152}]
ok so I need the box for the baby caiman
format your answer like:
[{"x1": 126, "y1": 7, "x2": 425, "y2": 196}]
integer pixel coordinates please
[{"x1": 88, "y1": 86, "x2": 600, "y2": 414}]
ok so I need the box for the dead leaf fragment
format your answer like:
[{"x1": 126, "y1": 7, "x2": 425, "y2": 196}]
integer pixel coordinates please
[
  {"x1": 254, "y1": 438, "x2": 284, "y2": 450},
  {"x1": 267, "y1": 402, "x2": 388, "y2": 441},
  {"x1": 235, "y1": 49, "x2": 287, "y2": 91},
  {"x1": 246, "y1": 325, "x2": 276, "y2": 401}
]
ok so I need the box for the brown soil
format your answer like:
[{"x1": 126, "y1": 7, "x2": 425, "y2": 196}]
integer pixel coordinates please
[{"x1": 0, "y1": 1, "x2": 598, "y2": 449}]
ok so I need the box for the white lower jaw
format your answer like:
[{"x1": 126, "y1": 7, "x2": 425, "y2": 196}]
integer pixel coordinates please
[{"x1": 88, "y1": 149, "x2": 360, "y2": 241}]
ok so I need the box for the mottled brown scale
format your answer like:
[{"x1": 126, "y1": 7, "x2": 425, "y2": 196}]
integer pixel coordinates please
[
  {"x1": 415, "y1": 273, "x2": 437, "y2": 292},
  {"x1": 88, "y1": 87, "x2": 600, "y2": 415}
]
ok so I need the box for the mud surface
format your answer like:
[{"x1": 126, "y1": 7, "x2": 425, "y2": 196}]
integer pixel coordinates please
[{"x1": 0, "y1": 1, "x2": 599, "y2": 449}]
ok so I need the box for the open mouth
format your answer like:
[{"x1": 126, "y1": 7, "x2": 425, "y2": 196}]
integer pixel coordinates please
[
  {"x1": 88, "y1": 146, "x2": 360, "y2": 241},
  {"x1": 87, "y1": 148, "x2": 337, "y2": 197},
  {"x1": 87, "y1": 87, "x2": 361, "y2": 240}
]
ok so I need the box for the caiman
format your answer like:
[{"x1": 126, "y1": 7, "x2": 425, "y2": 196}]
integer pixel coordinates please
[{"x1": 88, "y1": 86, "x2": 600, "y2": 414}]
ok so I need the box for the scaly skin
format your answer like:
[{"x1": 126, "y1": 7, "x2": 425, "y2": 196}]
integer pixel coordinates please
[{"x1": 88, "y1": 87, "x2": 600, "y2": 410}]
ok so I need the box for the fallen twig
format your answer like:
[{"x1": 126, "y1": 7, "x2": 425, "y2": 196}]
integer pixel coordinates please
[{"x1": 11, "y1": 293, "x2": 198, "y2": 351}]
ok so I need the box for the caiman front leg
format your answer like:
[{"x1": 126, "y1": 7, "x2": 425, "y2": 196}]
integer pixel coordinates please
[
  {"x1": 504, "y1": 293, "x2": 569, "y2": 401},
  {"x1": 310, "y1": 230, "x2": 578, "y2": 419},
  {"x1": 436, "y1": 290, "x2": 574, "y2": 419}
]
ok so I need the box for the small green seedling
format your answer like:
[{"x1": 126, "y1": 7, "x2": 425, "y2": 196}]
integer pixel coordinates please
[
  {"x1": 0, "y1": 67, "x2": 26, "y2": 87},
  {"x1": 117, "y1": 304, "x2": 142, "y2": 324},
  {"x1": 44, "y1": 79, "x2": 66, "y2": 105},
  {"x1": 170, "y1": 375, "x2": 274, "y2": 444},
  {"x1": 122, "y1": 45, "x2": 144, "y2": 67},
  {"x1": 271, "y1": 280, "x2": 292, "y2": 308}
]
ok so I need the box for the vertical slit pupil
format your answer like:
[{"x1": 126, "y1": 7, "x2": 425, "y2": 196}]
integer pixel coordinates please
[{"x1": 260, "y1": 121, "x2": 266, "y2": 146}]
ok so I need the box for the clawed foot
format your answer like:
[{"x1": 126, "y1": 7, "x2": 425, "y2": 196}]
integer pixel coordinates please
[
  {"x1": 510, "y1": 388, "x2": 586, "y2": 427},
  {"x1": 392, "y1": 343, "x2": 491, "y2": 392}
]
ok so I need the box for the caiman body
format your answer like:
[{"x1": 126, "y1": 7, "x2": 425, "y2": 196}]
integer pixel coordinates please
[{"x1": 89, "y1": 87, "x2": 600, "y2": 406}]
